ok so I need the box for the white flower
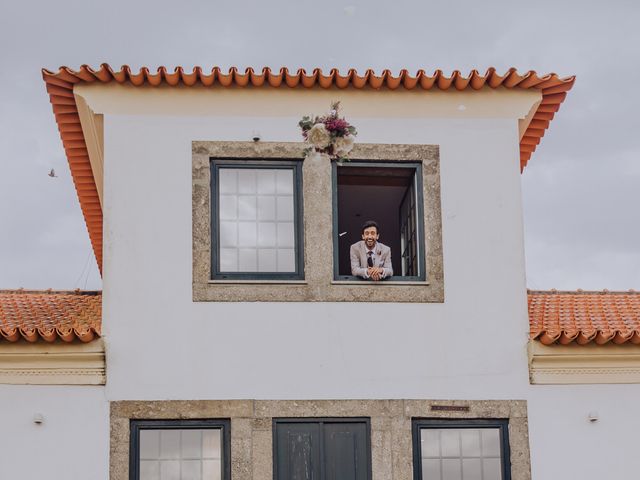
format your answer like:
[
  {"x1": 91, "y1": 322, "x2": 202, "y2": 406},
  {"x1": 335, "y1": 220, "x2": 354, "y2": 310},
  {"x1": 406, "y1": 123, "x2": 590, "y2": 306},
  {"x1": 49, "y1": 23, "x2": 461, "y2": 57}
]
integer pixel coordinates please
[
  {"x1": 334, "y1": 135, "x2": 355, "y2": 156},
  {"x1": 307, "y1": 123, "x2": 331, "y2": 149}
]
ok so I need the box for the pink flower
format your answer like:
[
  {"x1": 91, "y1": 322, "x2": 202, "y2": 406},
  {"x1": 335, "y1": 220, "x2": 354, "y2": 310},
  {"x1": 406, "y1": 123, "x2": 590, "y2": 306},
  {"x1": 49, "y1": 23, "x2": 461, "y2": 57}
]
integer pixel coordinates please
[{"x1": 324, "y1": 118, "x2": 350, "y2": 133}]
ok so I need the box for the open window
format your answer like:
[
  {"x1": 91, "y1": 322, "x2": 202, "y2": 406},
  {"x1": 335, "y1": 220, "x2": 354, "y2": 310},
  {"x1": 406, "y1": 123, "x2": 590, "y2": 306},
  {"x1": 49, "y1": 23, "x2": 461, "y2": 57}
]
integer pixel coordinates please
[{"x1": 332, "y1": 161, "x2": 426, "y2": 281}]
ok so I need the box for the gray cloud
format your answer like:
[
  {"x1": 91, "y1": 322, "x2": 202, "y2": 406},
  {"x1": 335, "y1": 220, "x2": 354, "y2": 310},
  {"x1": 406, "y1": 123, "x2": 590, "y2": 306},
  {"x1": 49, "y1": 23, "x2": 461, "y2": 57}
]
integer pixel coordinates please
[{"x1": 1, "y1": 0, "x2": 638, "y2": 290}]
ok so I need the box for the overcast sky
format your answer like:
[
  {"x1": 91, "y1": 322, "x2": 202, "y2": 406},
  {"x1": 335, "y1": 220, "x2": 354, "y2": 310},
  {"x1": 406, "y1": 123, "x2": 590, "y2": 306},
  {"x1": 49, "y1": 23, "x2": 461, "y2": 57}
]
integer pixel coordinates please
[{"x1": 0, "y1": 0, "x2": 638, "y2": 291}]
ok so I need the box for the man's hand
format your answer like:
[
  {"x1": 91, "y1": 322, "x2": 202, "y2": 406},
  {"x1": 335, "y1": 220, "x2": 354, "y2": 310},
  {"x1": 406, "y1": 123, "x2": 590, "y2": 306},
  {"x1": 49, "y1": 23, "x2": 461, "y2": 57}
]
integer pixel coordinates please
[{"x1": 367, "y1": 267, "x2": 383, "y2": 281}]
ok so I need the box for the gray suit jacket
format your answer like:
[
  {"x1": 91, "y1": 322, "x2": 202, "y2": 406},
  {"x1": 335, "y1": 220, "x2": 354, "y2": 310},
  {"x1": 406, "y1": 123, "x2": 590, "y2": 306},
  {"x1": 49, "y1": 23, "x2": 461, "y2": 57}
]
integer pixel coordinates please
[{"x1": 350, "y1": 241, "x2": 393, "y2": 278}]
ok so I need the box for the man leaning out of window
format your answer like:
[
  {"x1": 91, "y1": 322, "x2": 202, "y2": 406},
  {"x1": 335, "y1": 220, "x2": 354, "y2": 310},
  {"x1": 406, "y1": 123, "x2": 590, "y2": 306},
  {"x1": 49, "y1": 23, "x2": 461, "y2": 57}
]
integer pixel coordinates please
[{"x1": 350, "y1": 220, "x2": 393, "y2": 281}]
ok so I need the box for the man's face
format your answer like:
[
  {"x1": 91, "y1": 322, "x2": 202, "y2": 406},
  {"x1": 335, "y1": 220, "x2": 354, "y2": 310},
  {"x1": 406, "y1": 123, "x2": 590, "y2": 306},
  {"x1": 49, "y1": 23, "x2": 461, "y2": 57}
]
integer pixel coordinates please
[{"x1": 362, "y1": 226, "x2": 379, "y2": 249}]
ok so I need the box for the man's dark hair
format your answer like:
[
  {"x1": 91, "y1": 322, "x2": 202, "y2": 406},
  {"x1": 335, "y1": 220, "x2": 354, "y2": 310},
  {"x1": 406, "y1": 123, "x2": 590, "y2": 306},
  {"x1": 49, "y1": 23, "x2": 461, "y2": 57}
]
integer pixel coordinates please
[{"x1": 361, "y1": 220, "x2": 379, "y2": 234}]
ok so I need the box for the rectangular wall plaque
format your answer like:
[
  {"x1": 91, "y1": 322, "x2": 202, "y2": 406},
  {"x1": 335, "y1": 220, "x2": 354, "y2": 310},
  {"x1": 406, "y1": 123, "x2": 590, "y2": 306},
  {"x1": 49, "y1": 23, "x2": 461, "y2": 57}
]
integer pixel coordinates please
[{"x1": 430, "y1": 405, "x2": 470, "y2": 412}]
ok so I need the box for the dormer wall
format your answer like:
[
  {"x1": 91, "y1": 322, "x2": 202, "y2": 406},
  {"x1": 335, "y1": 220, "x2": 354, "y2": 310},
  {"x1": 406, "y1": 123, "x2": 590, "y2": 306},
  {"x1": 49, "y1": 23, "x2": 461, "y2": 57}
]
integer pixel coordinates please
[{"x1": 75, "y1": 84, "x2": 541, "y2": 400}]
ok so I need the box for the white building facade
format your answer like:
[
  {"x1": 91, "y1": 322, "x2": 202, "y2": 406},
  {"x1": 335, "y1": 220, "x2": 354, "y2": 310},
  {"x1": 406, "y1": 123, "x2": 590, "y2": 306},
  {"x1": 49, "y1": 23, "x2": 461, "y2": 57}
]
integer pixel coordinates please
[{"x1": 1, "y1": 66, "x2": 639, "y2": 480}]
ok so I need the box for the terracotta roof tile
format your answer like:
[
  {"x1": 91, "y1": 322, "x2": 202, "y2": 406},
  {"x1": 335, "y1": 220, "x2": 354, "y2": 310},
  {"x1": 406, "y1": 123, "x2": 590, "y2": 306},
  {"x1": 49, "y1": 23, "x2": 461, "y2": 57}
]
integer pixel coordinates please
[
  {"x1": 0, "y1": 290, "x2": 101, "y2": 343},
  {"x1": 3, "y1": 288, "x2": 634, "y2": 345},
  {"x1": 528, "y1": 290, "x2": 640, "y2": 345},
  {"x1": 41, "y1": 65, "x2": 574, "y2": 272}
]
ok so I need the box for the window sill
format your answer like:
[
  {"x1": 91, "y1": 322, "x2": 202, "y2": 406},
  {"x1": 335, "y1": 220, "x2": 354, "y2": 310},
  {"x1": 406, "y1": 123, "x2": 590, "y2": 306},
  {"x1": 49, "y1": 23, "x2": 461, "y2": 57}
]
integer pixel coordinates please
[{"x1": 208, "y1": 279, "x2": 308, "y2": 285}]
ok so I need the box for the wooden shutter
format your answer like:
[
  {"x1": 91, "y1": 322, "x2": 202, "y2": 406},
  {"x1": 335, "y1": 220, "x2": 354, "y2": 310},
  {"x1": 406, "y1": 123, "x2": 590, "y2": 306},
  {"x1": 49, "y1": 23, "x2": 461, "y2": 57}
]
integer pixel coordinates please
[{"x1": 275, "y1": 420, "x2": 369, "y2": 480}]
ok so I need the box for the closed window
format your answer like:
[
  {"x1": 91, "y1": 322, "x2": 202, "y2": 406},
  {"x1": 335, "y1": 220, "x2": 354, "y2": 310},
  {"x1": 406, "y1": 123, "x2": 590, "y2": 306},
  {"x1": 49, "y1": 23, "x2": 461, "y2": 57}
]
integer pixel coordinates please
[
  {"x1": 211, "y1": 160, "x2": 304, "y2": 280},
  {"x1": 130, "y1": 419, "x2": 230, "y2": 480},
  {"x1": 274, "y1": 418, "x2": 371, "y2": 480},
  {"x1": 412, "y1": 419, "x2": 511, "y2": 480}
]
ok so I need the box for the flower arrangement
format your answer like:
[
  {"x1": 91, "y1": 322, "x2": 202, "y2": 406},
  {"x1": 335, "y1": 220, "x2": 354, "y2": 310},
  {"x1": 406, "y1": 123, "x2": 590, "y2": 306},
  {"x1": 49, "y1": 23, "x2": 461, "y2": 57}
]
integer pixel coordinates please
[{"x1": 298, "y1": 101, "x2": 357, "y2": 160}]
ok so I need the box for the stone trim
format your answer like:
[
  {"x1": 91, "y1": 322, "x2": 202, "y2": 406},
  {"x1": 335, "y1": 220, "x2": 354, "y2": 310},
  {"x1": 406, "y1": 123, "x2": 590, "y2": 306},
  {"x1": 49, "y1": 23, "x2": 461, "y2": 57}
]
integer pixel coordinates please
[
  {"x1": 0, "y1": 339, "x2": 105, "y2": 385},
  {"x1": 110, "y1": 399, "x2": 530, "y2": 480},
  {"x1": 192, "y1": 141, "x2": 444, "y2": 302},
  {"x1": 528, "y1": 340, "x2": 640, "y2": 384}
]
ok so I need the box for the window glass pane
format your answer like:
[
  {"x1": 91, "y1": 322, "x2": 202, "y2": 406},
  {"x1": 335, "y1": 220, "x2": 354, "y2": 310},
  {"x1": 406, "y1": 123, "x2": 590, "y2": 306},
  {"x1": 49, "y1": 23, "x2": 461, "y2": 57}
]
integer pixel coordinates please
[
  {"x1": 181, "y1": 460, "x2": 201, "y2": 480},
  {"x1": 238, "y1": 196, "x2": 257, "y2": 220},
  {"x1": 160, "y1": 460, "x2": 180, "y2": 480},
  {"x1": 218, "y1": 170, "x2": 236, "y2": 194},
  {"x1": 418, "y1": 426, "x2": 504, "y2": 480},
  {"x1": 277, "y1": 249, "x2": 295, "y2": 272},
  {"x1": 277, "y1": 223, "x2": 294, "y2": 248},
  {"x1": 216, "y1": 166, "x2": 297, "y2": 275},
  {"x1": 440, "y1": 430, "x2": 460, "y2": 457},
  {"x1": 238, "y1": 223, "x2": 257, "y2": 247},
  {"x1": 481, "y1": 429, "x2": 501, "y2": 457},
  {"x1": 276, "y1": 170, "x2": 293, "y2": 194},
  {"x1": 138, "y1": 428, "x2": 223, "y2": 480},
  {"x1": 258, "y1": 249, "x2": 277, "y2": 272},
  {"x1": 441, "y1": 459, "x2": 461, "y2": 480},
  {"x1": 238, "y1": 170, "x2": 256, "y2": 194},
  {"x1": 422, "y1": 458, "x2": 440, "y2": 479},
  {"x1": 421, "y1": 430, "x2": 440, "y2": 457},
  {"x1": 218, "y1": 196, "x2": 237, "y2": 220},
  {"x1": 257, "y1": 196, "x2": 276, "y2": 221},
  {"x1": 140, "y1": 461, "x2": 159, "y2": 480},
  {"x1": 203, "y1": 460, "x2": 222, "y2": 480},
  {"x1": 219, "y1": 249, "x2": 238, "y2": 272},
  {"x1": 482, "y1": 458, "x2": 502, "y2": 480},
  {"x1": 276, "y1": 196, "x2": 294, "y2": 221},
  {"x1": 219, "y1": 222, "x2": 237, "y2": 248},
  {"x1": 460, "y1": 430, "x2": 481, "y2": 457},
  {"x1": 181, "y1": 431, "x2": 202, "y2": 459},
  {"x1": 258, "y1": 223, "x2": 276, "y2": 247},
  {"x1": 257, "y1": 170, "x2": 276, "y2": 194},
  {"x1": 202, "y1": 431, "x2": 221, "y2": 459},
  {"x1": 160, "y1": 431, "x2": 181, "y2": 459},
  {"x1": 462, "y1": 458, "x2": 482, "y2": 480},
  {"x1": 238, "y1": 249, "x2": 257, "y2": 271},
  {"x1": 141, "y1": 430, "x2": 160, "y2": 459}
]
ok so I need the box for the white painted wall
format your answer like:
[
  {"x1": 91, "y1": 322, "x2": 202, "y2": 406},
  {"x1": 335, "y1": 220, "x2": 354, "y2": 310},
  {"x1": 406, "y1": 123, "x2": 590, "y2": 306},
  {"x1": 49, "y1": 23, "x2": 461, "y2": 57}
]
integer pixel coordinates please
[
  {"x1": 78, "y1": 86, "x2": 640, "y2": 480},
  {"x1": 0, "y1": 385, "x2": 109, "y2": 480},
  {"x1": 528, "y1": 385, "x2": 640, "y2": 479},
  {"x1": 101, "y1": 110, "x2": 529, "y2": 400}
]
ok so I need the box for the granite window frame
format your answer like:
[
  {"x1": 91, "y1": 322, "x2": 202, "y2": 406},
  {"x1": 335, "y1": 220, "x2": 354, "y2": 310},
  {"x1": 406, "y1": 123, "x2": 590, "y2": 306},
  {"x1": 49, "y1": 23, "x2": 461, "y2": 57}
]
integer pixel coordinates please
[
  {"x1": 210, "y1": 159, "x2": 305, "y2": 281},
  {"x1": 193, "y1": 142, "x2": 444, "y2": 302},
  {"x1": 129, "y1": 418, "x2": 231, "y2": 480},
  {"x1": 112, "y1": 400, "x2": 530, "y2": 480},
  {"x1": 411, "y1": 419, "x2": 512, "y2": 480}
]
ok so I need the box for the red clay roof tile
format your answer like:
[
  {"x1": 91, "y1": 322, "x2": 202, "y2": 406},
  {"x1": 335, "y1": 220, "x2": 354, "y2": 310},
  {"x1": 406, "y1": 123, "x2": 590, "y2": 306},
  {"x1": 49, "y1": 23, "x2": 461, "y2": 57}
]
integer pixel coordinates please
[
  {"x1": 41, "y1": 65, "x2": 575, "y2": 272},
  {"x1": 0, "y1": 290, "x2": 101, "y2": 343},
  {"x1": 529, "y1": 290, "x2": 640, "y2": 345},
  {"x1": 3, "y1": 288, "x2": 635, "y2": 346}
]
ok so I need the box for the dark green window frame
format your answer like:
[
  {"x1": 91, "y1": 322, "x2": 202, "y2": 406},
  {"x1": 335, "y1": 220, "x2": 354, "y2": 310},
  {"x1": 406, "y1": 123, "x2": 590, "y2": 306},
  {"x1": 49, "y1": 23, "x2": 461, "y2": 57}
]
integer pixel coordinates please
[
  {"x1": 273, "y1": 417, "x2": 372, "y2": 480},
  {"x1": 411, "y1": 419, "x2": 512, "y2": 480},
  {"x1": 210, "y1": 158, "x2": 305, "y2": 280},
  {"x1": 332, "y1": 160, "x2": 426, "y2": 282},
  {"x1": 129, "y1": 418, "x2": 231, "y2": 480}
]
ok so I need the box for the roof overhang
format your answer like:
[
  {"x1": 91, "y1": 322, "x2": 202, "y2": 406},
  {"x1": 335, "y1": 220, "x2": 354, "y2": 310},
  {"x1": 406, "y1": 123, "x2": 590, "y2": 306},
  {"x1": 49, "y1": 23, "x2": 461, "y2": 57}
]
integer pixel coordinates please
[{"x1": 42, "y1": 65, "x2": 575, "y2": 272}]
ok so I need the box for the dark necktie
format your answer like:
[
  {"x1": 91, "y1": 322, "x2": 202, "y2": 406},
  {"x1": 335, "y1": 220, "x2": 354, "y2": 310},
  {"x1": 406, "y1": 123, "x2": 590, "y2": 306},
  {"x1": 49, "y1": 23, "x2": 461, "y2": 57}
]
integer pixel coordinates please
[{"x1": 367, "y1": 251, "x2": 374, "y2": 267}]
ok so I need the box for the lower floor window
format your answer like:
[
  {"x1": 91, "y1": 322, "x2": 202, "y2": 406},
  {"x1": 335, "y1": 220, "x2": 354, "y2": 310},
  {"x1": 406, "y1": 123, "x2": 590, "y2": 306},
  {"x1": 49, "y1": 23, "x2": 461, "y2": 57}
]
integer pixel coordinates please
[
  {"x1": 130, "y1": 419, "x2": 230, "y2": 480},
  {"x1": 412, "y1": 419, "x2": 511, "y2": 480},
  {"x1": 274, "y1": 418, "x2": 371, "y2": 480}
]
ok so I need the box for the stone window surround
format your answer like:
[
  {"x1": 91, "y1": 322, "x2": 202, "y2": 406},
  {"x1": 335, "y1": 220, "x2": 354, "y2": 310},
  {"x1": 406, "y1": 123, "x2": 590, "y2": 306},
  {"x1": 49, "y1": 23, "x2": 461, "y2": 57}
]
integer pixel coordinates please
[
  {"x1": 193, "y1": 141, "x2": 444, "y2": 302},
  {"x1": 110, "y1": 399, "x2": 531, "y2": 480}
]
